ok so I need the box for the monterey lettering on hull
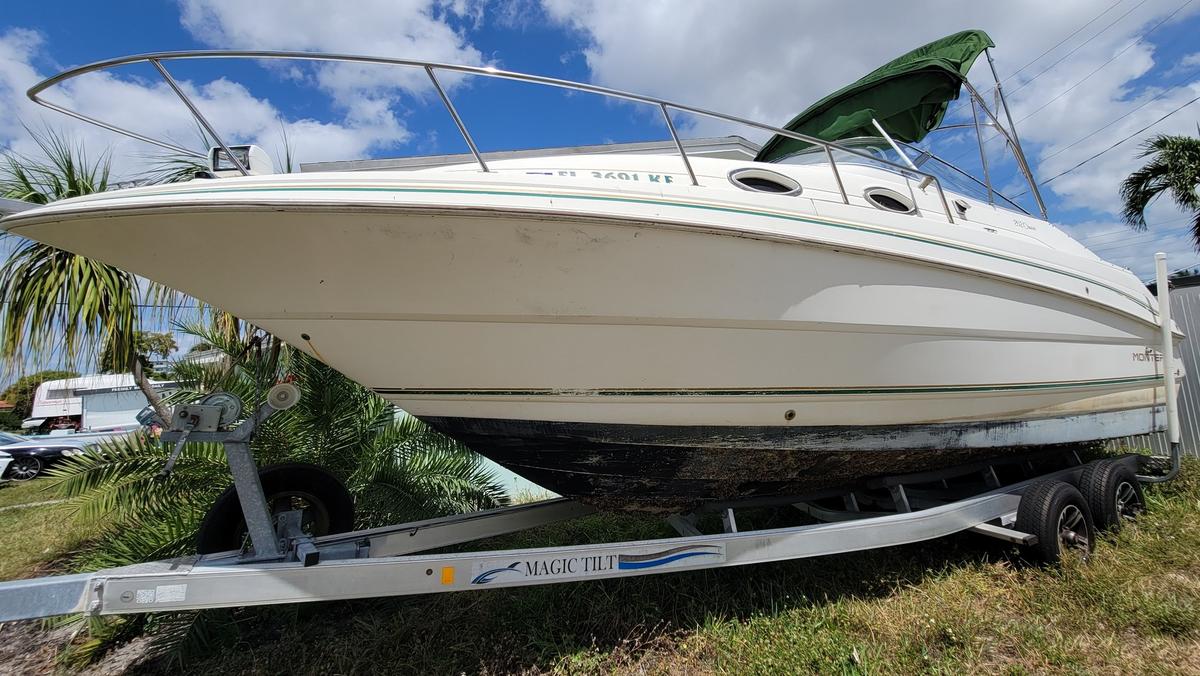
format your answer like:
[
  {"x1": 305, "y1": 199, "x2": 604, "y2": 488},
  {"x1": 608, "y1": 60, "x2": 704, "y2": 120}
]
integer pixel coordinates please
[{"x1": 470, "y1": 544, "x2": 724, "y2": 585}]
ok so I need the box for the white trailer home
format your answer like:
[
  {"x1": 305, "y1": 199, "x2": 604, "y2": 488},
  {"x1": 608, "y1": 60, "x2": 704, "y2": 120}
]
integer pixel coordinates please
[{"x1": 23, "y1": 374, "x2": 174, "y2": 434}]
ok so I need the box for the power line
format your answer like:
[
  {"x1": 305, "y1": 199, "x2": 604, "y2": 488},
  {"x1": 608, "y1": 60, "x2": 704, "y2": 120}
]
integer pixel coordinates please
[
  {"x1": 1084, "y1": 216, "x2": 1195, "y2": 243},
  {"x1": 956, "y1": 0, "x2": 1194, "y2": 167},
  {"x1": 1015, "y1": 0, "x2": 1194, "y2": 123},
  {"x1": 1040, "y1": 86, "x2": 1175, "y2": 162},
  {"x1": 1081, "y1": 227, "x2": 1188, "y2": 249},
  {"x1": 1078, "y1": 213, "x2": 1193, "y2": 239},
  {"x1": 1030, "y1": 91, "x2": 1200, "y2": 189},
  {"x1": 1092, "y1": 234, "x2": 1171, "y2": 253},
  {"x1": 1092, "y1": 235, "x2": 1190, "y2": 256},
  {"x1": 1089, "y1": 225, "x2": 1196, "y2": 252},
  {"x1": 1137, "y1": 260, "x2": 1200, "y2": 282},
  {"x1": 1006, "y1": 0, "x2": 1146, "y2": 95},
  {"x1": 1079, "y1": 217, "x2": 1193, "y2": 244}
]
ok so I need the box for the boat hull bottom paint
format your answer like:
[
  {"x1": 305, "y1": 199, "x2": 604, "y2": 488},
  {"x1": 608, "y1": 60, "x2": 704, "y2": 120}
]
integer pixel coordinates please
[{"x1": 423, "y1": 407, "x2": 1163, "y2": 512}]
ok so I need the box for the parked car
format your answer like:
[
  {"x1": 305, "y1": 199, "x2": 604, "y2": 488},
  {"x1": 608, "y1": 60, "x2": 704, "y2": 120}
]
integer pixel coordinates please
[{"x1": 0, "y1": 432, "x2": 92, "y2": 482}]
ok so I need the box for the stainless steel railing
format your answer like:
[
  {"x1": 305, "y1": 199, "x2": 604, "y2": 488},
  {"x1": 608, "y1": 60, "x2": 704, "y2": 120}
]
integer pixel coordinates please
[{"x1": 28, "y1": 50, "x2": 967, "y2": 222}]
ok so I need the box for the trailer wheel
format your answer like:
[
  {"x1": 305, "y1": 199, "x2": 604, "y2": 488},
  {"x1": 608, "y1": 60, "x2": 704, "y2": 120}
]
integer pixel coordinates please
[
  {"x1": 1079, "y1": 460, "x2": 1144, "y2": 532},
  {"x1": 1016, "y1": 480, "x2": 1094, "y2": 564},
  {"x1": 196, "y1": 462, "x2": 355, "y2": 555}
]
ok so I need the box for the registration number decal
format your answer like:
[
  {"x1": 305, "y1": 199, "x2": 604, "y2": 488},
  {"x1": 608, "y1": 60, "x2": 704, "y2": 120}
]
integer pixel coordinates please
[{"x1": 525, "y1": 170, "x2": 676, "y2": 183}]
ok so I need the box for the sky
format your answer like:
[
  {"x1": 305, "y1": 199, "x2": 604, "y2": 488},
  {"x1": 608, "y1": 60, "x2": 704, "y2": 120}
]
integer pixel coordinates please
[{"x1": 2, "y1": 0, "x2": 1200, "y2": 363}]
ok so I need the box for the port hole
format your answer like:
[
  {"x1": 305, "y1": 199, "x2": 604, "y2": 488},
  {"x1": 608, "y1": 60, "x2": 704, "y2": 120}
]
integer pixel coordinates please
[
  {"x1": 864, "y1": 187, "x2": 916, "y2": 214},
  {"x1": 729, "y1": 168, "x2": 802, "y2": 195}
]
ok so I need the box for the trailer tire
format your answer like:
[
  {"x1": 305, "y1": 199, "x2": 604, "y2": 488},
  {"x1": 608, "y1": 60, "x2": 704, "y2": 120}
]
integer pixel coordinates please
[
  {"x1": 196, "y1": 463, "x2": 355, "y2": 555},
  {"x1": 1016, "y1": 480, "x2": 1094, "y2": 565},
  {"x1": 1079, "y1": 460, "x2": 1143, "y2": 532}
]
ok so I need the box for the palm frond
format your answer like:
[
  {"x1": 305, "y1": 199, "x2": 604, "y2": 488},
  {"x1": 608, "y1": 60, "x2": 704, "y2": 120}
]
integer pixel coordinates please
[
  {"x1": 1120, "y1": 158, "x2": 1171, "y2": 231},
  {"x1": 0, "y1": 241, "x2": 138, "y2": 372},
  {"x1": 0, "y1": 128, "x2": 137, "y2": 375},
  {"x1": 1121, "y1": 133, "x2": 1200, "y2": 241},
  {"x1": 0, "y1": 126, "x2": 110, "y2": 203},
  {"x1": 51, "y1": 318, "x2": 509, "y2": 665},
  {"x1": 46, "y1": 433, "x2": 229, "y2": 524},
  {"x1": 141, "y1": 155, "x2": 209, "y2": 185}
]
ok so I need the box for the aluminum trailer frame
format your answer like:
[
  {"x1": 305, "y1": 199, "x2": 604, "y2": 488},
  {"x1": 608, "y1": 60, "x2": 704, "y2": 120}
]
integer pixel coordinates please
[
  {"x1": 0, "y1": 454, "x2": 1128, "y2": 622},
  {"x1": 0, "y1": 256, "x2": 1183, "y2": 622}
]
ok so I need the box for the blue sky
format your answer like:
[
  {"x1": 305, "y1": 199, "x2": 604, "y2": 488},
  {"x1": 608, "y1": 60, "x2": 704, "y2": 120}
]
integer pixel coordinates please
[{"x1": 2, "y1": 0, "x2": 1200, "y2": 368}]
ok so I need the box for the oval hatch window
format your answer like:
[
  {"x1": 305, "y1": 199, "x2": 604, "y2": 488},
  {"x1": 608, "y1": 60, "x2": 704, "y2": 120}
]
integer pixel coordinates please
[
  {"x1": 729, "y1": 168, "x2": 802, "y2": 195},
  {"x1": 864, "y1": 187, "x2": 916, "y2": 214}
]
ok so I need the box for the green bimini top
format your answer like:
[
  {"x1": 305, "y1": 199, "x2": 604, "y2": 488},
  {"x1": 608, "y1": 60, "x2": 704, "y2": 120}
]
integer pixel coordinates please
[{"x1": 755, "y1": 29, "x2": 994, "y2": 163}]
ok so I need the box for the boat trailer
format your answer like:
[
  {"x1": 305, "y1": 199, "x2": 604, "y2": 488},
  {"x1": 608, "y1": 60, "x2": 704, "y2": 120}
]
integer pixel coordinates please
[
  {"x1": 0, "y1": 448, "x2": 1154, "y2": 622},
  {"x1": 0, "y1": 255, "x2": 1184, "y2": 622}
]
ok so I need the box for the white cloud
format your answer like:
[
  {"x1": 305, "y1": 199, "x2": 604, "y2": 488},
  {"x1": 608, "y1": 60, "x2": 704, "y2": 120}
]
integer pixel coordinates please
[
  {"x1": 177, "y1": 0, "x2": 489, "y2": 102},
  {"x1": 538, "y1": 0, "x2": 1200, "y2": 272},
  {"x1": 4, "y1": 2, "x2": 1197, "y2": 276},
  {"x1": 1165, "y1": 50, "x2": 1200, "y2": 77},
  {"x1": 539, "y1": 1, "x2": 1161, "y2": 134},
  {"x1": 2, "y1": 2, "x2": 496, "y2": 175},
  {"x1": 0, "y1": 27, "x2": 409, "y2": 179}
]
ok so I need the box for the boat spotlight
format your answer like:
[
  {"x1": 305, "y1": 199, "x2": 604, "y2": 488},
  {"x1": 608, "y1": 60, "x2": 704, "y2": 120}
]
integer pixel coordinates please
[{"x1": 209, "y1": 144, "x2": 274, "y2": 177}]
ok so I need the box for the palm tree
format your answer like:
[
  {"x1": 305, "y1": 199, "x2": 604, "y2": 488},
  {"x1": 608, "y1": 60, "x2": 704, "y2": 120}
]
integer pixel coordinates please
[
  {"x1": 49, "y1": 319, "x2": 507, "y2": 665},
  {"x1": 100, "y1": 330, "x2": 178, "y2": 377},
  {"x1": 0, "y1": 129, "x2": 176, "y2": 421},
  {"x1": 1120, "y1": 132, "x2": 1200, "y2": 245},
  {"x1": 4, "y1": 130, "x2": 509, "y2": 663}
]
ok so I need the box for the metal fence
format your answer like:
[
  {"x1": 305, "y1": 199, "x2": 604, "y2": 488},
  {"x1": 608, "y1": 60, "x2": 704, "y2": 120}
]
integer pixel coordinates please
[{"x1": 1115, "y1": 277, "x2": 1200, "y2": 456}]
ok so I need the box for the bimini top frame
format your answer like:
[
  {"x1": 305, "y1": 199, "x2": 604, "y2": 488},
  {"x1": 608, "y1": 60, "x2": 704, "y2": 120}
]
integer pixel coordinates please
[{"x1": 26, "y1": 50, "x2": 1046, "y2": 223}]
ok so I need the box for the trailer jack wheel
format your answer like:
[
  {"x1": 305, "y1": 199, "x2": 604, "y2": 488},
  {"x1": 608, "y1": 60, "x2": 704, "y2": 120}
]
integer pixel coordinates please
[
  {"x1": 1079, "y1": 460, "x2": 1144, "y2": 532},
  {"x1": 197, "y1": 462, "x2": 355, "y2": 555},
  {"x1": 1016, "y1": 480, "x2": 1095, "y2": 565}
]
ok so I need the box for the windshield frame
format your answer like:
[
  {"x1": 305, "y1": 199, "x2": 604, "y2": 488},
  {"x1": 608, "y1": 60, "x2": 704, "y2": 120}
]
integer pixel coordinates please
[{"x1": 770, "y1": 137, "x2": 1032, "y2": 217}]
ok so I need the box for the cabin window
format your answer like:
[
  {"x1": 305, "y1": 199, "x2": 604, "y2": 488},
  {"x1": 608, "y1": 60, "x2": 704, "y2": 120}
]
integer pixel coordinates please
[
  {"x1": 864, "y1": 187, "x2": 916, "y2": 214},
  {"x1": 728, "y1": 168, "x2": 802, "y2": 195}
]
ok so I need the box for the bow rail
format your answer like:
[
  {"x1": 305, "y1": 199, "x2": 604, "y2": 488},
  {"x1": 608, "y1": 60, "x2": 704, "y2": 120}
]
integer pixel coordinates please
[{"x1": 25, "y1": 50, "x2": 1021, "y2": 224}]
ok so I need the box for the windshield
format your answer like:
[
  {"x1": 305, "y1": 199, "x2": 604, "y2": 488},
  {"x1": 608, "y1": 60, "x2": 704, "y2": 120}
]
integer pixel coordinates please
[
  {"x1": 0, "y1": 432, "x2": 26, "y2": 445},
  {"x1": 771, "y1": 137, "x2": 1030, "y2": 215},
  {"x1": 774, "y1": 138, "x2": 909, "y2": 168}
]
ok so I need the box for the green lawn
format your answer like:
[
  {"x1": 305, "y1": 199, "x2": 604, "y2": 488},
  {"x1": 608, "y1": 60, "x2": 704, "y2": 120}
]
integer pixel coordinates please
[
  {"x1": 163, "y1": 459, "x2": 1200, "y2": 675},
  {"x1": 0, "y1": 477, "x2": 62, "y2": 509},
  {"x1": 2, "y1": 463, "x2": 1197, "y2": 674},
  {"x1": 0, "y1": 478, "x2": 98, "y2": 581}
]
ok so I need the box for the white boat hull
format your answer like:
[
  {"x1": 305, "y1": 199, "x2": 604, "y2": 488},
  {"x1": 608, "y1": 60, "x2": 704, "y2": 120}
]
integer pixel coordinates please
[{"x1": 1, "y1": 156, "x2": 1177, "y2": 509}]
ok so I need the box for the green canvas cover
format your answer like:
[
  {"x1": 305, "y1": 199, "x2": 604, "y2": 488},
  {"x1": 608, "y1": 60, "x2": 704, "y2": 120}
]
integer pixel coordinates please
[{"x1": 755, "y1": 30, "x2": 994, "y2": 162}]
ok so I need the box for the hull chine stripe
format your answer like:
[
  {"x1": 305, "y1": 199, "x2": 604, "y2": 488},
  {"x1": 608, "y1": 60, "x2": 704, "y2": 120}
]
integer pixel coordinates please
[{"x1": 376, "y1": 374, "x2": 1162, "y2": 398}]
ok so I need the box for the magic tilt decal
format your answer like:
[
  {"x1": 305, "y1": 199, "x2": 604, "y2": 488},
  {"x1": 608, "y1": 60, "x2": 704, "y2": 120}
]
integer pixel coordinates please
[{"x1": 470, "y1": 545, "x2": 724, "y2": 584}]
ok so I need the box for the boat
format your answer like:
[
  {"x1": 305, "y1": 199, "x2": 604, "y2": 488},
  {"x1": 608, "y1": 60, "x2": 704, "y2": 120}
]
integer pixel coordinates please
[{"x1": 0, "y1": 31, "x2": 1182, "y2": 511}]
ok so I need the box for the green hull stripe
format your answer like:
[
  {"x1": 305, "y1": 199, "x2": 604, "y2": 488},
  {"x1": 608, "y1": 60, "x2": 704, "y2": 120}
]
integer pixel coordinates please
[
  {"x1": 375, "y1": 374, "x2": 1163, "y2": 398},
  {"x1": 73, "y1": 183, "x2": 1153, "y2": 313}
]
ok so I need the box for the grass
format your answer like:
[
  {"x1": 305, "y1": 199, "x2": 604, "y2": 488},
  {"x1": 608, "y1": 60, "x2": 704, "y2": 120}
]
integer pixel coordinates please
[
  {"x1": 2, "y1": 460, "x2": 1197, "y2": 673},
  {"x1": 138, "y1": 457, "x2": 1200, "y2": 675},
  {"x1": 0, "y1": 478, "x2": 100, "y2": 581},
  {"x1": 0, "y1": 477, "x2": 62, "y2": 509}
]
